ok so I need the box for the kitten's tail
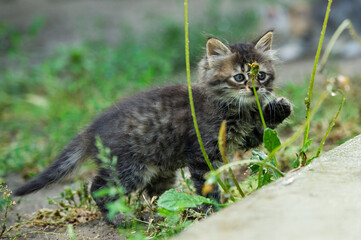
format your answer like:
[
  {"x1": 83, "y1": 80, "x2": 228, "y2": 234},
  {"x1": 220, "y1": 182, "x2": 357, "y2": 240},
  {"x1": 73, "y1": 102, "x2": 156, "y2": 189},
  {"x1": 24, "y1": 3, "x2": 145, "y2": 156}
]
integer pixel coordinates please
[{"x1": 13, "y1": 135, "x2": 90, "y2": 196}]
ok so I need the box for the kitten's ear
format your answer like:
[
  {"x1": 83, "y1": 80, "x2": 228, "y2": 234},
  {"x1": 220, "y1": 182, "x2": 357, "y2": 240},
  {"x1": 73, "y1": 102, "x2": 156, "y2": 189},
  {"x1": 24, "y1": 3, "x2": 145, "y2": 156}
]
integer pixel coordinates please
[
  {"x1": 206, "y1": 38, "x2": 231, "y2": 57},
  {"x1": 255, "y1": 31, "x2": 273, "y2": 52}
]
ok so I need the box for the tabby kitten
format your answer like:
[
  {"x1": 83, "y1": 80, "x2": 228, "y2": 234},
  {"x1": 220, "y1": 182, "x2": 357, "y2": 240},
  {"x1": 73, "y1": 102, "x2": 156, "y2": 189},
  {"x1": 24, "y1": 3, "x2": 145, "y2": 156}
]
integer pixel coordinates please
[{"x1": 14, "y1": 31, "x2": 292, "y2": 225}]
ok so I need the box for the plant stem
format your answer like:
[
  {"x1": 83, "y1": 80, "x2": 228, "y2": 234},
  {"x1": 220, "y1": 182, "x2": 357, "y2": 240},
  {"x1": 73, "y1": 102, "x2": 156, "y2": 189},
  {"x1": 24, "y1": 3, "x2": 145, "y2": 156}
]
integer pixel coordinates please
[
  {"x1": 257, "y1": 167, "x2": 263, "y2": 189},
  {"x1": 249, "y1": 62, "x2": 280, "y2": 187},
  {"x1": 320, "y1": 19, "x2": 361, "y2": 73},
  {"x1": 315, "y1": 91, "x2": 345, "y2": 158},
  {"x1": 184, "y1": 0, "x2": 211, "y2": 171},
  {"x1": 218, "y1": 121, "x2": 245, "y2": 198},
  {"x1": 249, "y1": 63, "x2": 266, "y2": 129},
  {"x1": 213, "y1": 160, "x2": 284, "y2": 178},
  {"x1": 0, "y1": 204, "x2": 8, "y2": 237},
  {"x1": 268, "y1": 91, "x2": 328, "y2": 162},
  {"x1": 184, "y1": 0, "x2": 230, "y2": 197},
  {"x1": 303, "y1": 0, "x2": 333, "y2": 146}
]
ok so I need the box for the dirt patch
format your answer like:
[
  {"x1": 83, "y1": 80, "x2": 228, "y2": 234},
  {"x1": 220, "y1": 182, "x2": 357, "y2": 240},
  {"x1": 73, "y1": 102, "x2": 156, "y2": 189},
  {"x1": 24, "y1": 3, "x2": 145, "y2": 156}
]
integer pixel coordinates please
[{"x1": 4, "y1": 174, "x2": 123, "y2": 239}]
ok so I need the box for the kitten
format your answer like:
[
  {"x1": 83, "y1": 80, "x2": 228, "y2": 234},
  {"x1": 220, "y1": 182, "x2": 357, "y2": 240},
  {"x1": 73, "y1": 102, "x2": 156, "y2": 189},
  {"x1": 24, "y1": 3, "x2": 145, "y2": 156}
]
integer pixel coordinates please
[{"x1": 14, "y1": 31, "x2": 292, "y2": 225}]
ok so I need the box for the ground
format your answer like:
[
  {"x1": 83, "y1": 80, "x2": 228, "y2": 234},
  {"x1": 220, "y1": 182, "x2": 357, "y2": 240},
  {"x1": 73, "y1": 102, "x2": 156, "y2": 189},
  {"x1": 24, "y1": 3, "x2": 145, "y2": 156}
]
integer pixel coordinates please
[{"x1": 5, "y1": 174, "x2": 123, "y2": 239}]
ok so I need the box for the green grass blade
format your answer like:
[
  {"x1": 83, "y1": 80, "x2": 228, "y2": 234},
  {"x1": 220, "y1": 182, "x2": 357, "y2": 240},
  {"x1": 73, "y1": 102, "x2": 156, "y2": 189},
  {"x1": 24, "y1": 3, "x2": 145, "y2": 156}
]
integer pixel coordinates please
[
  {"x1": 320, "y1": 19, "x2": 361, "y2": 73},
  {"x1": 315, "y1": 91, "x2": 345, "y2": 158},
  {"x1": 184, "y1": 0, "x2": 230, "y2": 198},
  {"x1": 303, "y1": 0, "x2": 333, "y2": 145}
]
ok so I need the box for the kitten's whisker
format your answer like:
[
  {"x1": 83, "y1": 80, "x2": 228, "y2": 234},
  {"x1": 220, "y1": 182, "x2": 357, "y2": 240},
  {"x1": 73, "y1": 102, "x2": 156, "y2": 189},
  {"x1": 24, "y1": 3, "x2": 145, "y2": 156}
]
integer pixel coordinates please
[
  {"x1": 238, "y1": 96, "x2": 242, "y2": 119},
  {"x1": 264, "y1": 90, "x2": 277, "y2": 100}
]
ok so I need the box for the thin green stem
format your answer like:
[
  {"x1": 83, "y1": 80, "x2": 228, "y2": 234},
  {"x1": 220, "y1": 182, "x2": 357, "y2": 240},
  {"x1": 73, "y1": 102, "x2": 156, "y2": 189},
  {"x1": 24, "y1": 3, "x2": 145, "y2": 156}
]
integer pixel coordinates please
[
  {"x1": 0, "y1": 203, "x2": 9, "y2": 237},
  {"x1": 303, "y1": 0, "x2": 332, "y2": 146},
  {"x1": 249, "y1": 62, "x2": 279, "y2": 187},
  {"x1": 252, "y1": 80, "x2": 266, "y2": 130},
  {"x1": 268, "y1": 91, "x2": 328, "y2": 162},
  {"x1": 257, "y1": 167, "x2": 263, "y2": 189},
  {"x1": 315, "y1": 92, "x2": 345, "y2": 158},
  {"x1": 184, "y1": 0, "x2": 211, "y2": 171},
  {"x1": 229, "y1": 169, "x2": 245, "y2": 197},
  {"x1": 213, "y1": 160, "x2": 284, "y2": 178},
  {"x1": 320, "y1": 19, "x2": 361, "y2": 73},
  {"x1": 184, "y1": 0, "x2": 230, "y2": 197},
  {"x1": 249, "y1": 63, "x2": 266, "y2": 129}
]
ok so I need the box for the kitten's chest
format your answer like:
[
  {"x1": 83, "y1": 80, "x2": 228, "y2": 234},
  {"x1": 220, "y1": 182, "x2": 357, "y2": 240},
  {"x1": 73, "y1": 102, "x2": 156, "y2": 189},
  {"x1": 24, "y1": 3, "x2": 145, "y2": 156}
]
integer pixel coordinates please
[{"x1": 226, "y1": 119, "x2": 257, "y2": 152}]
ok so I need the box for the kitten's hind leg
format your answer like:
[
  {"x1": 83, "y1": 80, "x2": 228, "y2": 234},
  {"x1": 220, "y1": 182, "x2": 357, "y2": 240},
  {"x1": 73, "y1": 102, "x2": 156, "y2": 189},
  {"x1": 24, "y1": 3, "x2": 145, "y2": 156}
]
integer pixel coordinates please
[
  {"x1": 186, "y1": 152, "x2": 221, "y2": 203},
  {"x1": 90, "y1": 167, "x2": 144, "y2": 226},
  {"x1": 90, "y1": 171, "x2": 125, "y2": 226}
]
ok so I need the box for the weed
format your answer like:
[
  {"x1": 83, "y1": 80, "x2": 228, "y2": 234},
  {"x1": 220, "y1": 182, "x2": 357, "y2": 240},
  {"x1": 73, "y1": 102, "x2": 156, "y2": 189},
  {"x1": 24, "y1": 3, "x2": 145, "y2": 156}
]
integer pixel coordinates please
[
  {"x1": 67, "y1": 224, "x2": 78, "y2": 240},
  {"x1": 3, "y1": 182, "x2": 101, "y2": 239},
  {"x1": 0, "y1": 183, "x2": 16, "y2": 238},
  {"x1": 33, "y1": 182, "x2": 100, "y2": 225}
]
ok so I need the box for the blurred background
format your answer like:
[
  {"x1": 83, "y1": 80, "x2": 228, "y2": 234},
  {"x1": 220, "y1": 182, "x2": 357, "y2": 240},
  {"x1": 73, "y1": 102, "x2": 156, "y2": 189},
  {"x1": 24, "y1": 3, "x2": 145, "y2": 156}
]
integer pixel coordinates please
[
  {"x1": 2, "y1": 0, "x2": 361, "y2": 62},
  {"x1": 1, "y1": 0, "x2": 361, "y2": 180}
]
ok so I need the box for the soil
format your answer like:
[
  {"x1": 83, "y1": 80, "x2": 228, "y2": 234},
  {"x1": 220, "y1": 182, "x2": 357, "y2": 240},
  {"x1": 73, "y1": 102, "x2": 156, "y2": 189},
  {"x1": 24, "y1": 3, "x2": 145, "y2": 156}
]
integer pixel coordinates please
[{"x1": 4, "y1": 174, "x2": 123, "y2": 239}]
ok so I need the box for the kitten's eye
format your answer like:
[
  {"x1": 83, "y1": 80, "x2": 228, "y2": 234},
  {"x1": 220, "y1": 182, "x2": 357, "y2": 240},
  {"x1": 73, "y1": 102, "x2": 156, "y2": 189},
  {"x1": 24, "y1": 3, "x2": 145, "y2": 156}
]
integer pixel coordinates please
[
  {"x1": 257, "y1": 71, "x2": 267, "y2": 81},
  {"x1": 233, "y1": 74, "x2": 245, "y2": 82}
]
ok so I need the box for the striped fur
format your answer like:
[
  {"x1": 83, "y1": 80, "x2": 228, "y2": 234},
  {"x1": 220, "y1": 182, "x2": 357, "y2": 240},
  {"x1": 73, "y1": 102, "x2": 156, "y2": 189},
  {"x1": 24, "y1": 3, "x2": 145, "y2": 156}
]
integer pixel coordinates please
[{"x1": 13, "y1": 31, "x2": 292, "y2": 226}]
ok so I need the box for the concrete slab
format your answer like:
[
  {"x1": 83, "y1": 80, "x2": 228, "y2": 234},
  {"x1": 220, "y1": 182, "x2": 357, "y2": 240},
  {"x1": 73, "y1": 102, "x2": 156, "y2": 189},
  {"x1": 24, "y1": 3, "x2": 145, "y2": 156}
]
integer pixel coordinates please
[{"x1": 175, "y1": 134, "x2": 361, "y2": 240}]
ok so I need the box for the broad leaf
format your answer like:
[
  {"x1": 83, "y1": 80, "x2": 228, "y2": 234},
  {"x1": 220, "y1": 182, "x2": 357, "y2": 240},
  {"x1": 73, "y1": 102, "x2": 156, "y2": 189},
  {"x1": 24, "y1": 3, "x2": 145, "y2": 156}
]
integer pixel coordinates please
[
  {"x1": 263, "y1": 128, "x2": 282, "y2": 179},
  {"x1": 106, "y1": 199, "x2": 132, "y2": 219},
  {"x1": 250, "y1": 149, "x2": 268, "y2": 174},
  {"x1": 158, "y1": 189, "x2": 213, "y2": 211},
  {"x1": 263, "y1": 128, "x2": 281, "y2": 153},
  {"x1": 301, "y1": 139, "x2": 313, "y2": 153},
  {"x1": 251, "y1": 149, "x2": 268, "y2": 160}
]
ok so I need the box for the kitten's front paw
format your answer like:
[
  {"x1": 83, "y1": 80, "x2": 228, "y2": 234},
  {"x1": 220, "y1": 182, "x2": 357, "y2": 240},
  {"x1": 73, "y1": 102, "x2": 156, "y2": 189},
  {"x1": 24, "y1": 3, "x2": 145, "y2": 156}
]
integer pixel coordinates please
[
  {"x1": 263, "y1": 97, "x2": 292, "y2": 127},
  {"x1": 274, "y1": 97, "x2": 293, "y2": 119}
]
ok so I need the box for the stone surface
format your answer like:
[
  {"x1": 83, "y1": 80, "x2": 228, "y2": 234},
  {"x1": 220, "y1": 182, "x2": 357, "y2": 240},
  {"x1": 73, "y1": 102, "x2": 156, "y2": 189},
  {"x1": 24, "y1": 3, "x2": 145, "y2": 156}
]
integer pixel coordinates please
[{"x1": 175, "y1": 134, "x2": 361, "y2": 240}]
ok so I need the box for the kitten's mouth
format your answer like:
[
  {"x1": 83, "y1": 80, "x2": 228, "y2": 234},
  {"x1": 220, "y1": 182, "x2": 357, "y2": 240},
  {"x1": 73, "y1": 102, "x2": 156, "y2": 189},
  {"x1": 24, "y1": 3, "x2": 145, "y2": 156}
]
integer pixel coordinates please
[{"x1": 245, "y1": 91, "x2": 264, "y2": 99}]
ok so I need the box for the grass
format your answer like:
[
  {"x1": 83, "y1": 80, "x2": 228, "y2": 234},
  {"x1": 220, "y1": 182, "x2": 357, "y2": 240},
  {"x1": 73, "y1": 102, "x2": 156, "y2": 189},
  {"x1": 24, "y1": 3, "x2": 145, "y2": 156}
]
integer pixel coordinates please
[{"x1": 2, "y1": 0, "x2": 361, "y2": 239}]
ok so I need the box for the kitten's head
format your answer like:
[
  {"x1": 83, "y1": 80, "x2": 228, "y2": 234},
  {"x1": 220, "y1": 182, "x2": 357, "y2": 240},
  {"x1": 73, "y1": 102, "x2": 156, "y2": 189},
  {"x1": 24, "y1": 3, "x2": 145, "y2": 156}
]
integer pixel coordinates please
[{"x1": 198, "y1": 31, "x2": 277, "y2": 107}]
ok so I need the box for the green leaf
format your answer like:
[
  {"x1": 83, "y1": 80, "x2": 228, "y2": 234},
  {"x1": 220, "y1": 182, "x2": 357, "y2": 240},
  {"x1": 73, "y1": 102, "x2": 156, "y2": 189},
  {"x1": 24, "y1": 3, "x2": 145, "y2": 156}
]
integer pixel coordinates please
[
  {"x1": 263, "y1": 129, "x2": 282, "y2": 179},
  {"x1": 292, "y1": 139, "x2": 313, "y2": 168},
  {"x1": 301, "y1": 139, "x2": 313, "y2": 153},
  {"x1": 106, "y1": 199, "x2": 132, "y2": 219},
  {"x1": 261, "y1": 172, "x2": 273, "y2": 185},
  {"x1": 305, "y1": 156, "x2": 317, "y2": 166},
  {"x1": 263, "y1": 128, "x2": 281, "y2": 153},
  {"x1": 157, "y1": 207, "x2": 181, "y2": 223},
  {"x1": 250, "y1": 149, "x2": 268, "y2": 174},
  {"x1": 158, "y1": 189, "x2": 213, "y2": 211},
  {"x1": 93, "y1": 186, "x2": 120, "y2": 198},
  {"x1": 251, "y1": 149, "x2": 268, "y2": 160},
  {"x1": 249, "y1": 164, "x2": 260, "y2": 174}
]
